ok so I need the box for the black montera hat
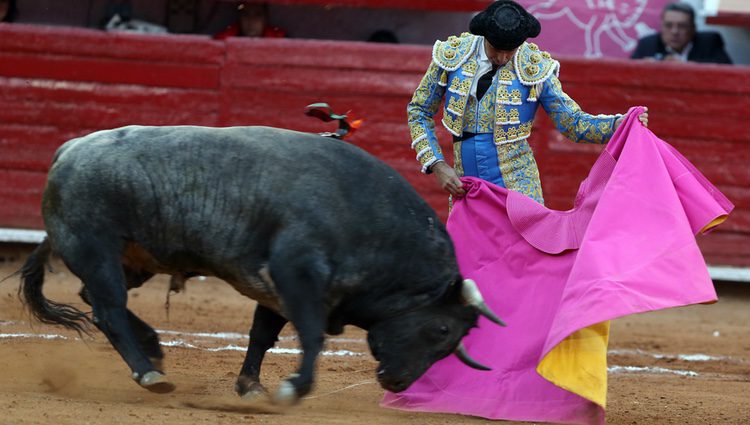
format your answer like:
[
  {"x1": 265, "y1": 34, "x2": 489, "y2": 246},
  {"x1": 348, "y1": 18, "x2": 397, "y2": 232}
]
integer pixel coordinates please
[{"x1": 469, "y1": 0, "x2": 541, "y2": 50}]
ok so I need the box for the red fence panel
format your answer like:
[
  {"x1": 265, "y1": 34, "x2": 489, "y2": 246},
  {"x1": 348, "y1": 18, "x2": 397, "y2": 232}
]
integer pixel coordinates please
[{"x1": 0, "y1": 24, "x2": 748, "y2": 267}]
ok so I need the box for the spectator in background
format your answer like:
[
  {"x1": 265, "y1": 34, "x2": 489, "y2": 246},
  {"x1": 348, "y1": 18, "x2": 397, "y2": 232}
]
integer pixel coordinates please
[
  {"x1": 99, "y1": 0, "x2": 167, "y2": 34},
  {"x1": 631, "y1": 2, "x2": 732, "y2": 64},
  {"x1": 214, "y1": 1, "x2": 285, "y2": 40},
  {"x1": 0, "y1": 0, "x2": 18, "y2": 23},
  {"x1": 367, "y1": 29, "x2": 399, "y2": 43},
  {"x1": 100, "y1": 0, "x2": 133, "y2": 28}
]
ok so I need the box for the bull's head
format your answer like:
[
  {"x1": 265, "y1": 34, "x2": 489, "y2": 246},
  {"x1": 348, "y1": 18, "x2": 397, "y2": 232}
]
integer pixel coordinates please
[{"x1": 366, "y1": 279, "x2": 504, "y2": 392}]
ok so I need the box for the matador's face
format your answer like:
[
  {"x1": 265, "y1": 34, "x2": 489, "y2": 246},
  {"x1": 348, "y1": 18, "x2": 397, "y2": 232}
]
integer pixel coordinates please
[{"x1": 483, "y1": 40, "x2": 519, "y2": 67}]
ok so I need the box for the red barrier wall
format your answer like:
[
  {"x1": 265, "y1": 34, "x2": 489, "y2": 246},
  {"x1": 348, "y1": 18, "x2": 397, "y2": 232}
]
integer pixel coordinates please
[{"x1": 1, "y1": 23, "x2": 748, "y2": 266}]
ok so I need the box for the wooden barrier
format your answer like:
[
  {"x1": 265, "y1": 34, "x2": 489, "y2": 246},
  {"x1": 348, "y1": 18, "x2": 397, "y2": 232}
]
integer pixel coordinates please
[{"x1": 0, "y1": 23, "x2": 748, "y2": 266}]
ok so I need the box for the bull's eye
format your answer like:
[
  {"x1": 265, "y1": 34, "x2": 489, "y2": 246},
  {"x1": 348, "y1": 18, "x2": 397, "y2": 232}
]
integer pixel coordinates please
[{"x1": 423, "y1": 320, "x2": 454, "y2": 342}]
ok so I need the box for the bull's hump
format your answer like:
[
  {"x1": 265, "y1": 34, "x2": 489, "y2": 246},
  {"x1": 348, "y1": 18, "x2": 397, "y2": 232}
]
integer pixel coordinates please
[{"x1": 58, "y1": 125, "x2": 357, "y2": 164}]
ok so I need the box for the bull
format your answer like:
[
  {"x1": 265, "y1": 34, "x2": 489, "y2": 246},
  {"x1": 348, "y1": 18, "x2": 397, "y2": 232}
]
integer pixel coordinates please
[{"x1": 19, "y1": 125, "x2": 503, "y2": 404}]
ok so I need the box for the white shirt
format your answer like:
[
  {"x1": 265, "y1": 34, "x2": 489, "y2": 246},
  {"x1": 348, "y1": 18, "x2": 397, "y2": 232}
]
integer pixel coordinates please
[
  {"x1": 665, "y1": 42, "x2": 693, "y2": 61},
  {"x1": 470, "y1": 37, "x2": 494, "y2": 98}
]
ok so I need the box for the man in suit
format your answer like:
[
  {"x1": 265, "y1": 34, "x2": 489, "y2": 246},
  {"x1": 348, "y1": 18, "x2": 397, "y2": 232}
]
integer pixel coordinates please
[{"x1": 631, "y1": 2, "x2": 732, "y2": 64}]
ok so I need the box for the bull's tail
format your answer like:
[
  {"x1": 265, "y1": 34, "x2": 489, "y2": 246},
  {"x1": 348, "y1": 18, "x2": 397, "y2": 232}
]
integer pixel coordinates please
[{"x1": 19, "y1": 238, "x2": 92, "y2": 335}]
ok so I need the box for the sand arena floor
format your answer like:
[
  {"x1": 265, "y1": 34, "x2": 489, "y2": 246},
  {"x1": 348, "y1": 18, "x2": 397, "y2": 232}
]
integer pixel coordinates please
[{"x1": 0, "y1": 246, "x2": 748, "y2": 425}]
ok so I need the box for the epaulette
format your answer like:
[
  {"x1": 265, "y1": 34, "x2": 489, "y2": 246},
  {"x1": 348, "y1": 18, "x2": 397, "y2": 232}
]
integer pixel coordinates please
[
  {"x1": 432, "y1": 32, "x2": 480, "y2": 71},
  {"x1": 513, "y1": 42, "x2": 560, "y2": 86}
]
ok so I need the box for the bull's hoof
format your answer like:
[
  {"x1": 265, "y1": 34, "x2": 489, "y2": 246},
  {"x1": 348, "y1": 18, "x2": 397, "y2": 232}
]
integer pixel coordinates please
[
  {"x1": 238, "y1": 382, "x2": 269, "y2": 401},
  {"x1": 138, "y1": 371, "x2": 176, "y2": 394},
  {"x1": 235, "y1": 375, "x2": 269, "y2": 399},
  {"x1": 273, "y1": 380, "x2": 299, "y2": 406}
]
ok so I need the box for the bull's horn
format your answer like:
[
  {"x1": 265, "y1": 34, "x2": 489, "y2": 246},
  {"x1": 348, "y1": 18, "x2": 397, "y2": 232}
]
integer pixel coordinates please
[
  {"x1": 461, "y1": 279, "x2": 506, "y2": 326},
  {"x1": 455, "y1": 342, "x2": 491, "y2": 371}
]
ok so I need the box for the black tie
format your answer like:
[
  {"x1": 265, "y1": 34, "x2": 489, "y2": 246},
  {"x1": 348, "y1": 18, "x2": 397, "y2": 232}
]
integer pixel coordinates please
[{"x1": 476, "y1": 64, "x2": 498, "y2": 100}]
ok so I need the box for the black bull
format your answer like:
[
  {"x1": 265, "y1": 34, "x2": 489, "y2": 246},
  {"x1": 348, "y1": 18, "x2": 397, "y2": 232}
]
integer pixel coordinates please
[{"x1": 19, "y1": 125, "x2": 503, "y2": 404}]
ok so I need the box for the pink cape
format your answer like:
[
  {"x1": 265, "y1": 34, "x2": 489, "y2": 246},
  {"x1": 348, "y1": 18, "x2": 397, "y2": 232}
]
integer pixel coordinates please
[{"x1": 382, "y1": 107, "x2": 733, "y2": 424}]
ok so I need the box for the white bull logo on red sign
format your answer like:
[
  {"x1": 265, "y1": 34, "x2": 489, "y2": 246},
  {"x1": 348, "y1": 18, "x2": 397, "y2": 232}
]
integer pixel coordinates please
[{"x1": 527, "y1": 0, "x2": 652, "y2": 57}]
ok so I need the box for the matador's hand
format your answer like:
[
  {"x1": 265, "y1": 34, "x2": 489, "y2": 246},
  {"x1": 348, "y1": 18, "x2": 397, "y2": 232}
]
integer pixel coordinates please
[
  {"x1": 614, "y1": 107, "x2": 649, "y2": 130},
  {"x1": 431, "y1": 161, "x2": 465, "y2": 197}
]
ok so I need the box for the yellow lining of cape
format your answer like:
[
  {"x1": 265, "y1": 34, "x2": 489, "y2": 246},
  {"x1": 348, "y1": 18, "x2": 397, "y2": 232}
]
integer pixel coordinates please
[
  {"x1": 536, "y1": 321, "x2": 610, "y2": 408},
  {"x1": 700, "y1": 215, "x2": 727, "y2": 234}
]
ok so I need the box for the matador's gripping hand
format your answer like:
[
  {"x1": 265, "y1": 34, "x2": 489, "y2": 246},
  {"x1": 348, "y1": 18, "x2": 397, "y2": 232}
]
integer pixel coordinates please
[{"x1": 431, "y1": 161, "x2": 466, "y2": 197}]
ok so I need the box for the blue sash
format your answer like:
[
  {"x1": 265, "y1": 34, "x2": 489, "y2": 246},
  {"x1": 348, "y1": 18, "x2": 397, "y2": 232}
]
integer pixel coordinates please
[{"x1": 460, "y1": 133, "x2": 505, "y2": 188}]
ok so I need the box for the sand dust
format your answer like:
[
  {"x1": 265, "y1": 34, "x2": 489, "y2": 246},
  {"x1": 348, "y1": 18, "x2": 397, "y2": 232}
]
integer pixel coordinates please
[{"x1": 0, "y1": 247, "x2": 748, "y2": 424}]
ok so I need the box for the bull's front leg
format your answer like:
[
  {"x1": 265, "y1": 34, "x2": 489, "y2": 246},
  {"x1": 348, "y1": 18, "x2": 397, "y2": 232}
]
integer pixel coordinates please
[
  {"x1": 268, "y1": 244, "x2": 330, "y2": 404},
  {"x1": 236, "y1": 304, "x2": 287, "y2": 400},
  {"x1": 275, "y1": 297, "x2": 326, "y2": 405}
]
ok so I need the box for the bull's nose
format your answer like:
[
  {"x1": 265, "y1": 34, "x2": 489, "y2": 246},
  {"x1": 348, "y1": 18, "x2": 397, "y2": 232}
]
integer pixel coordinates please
[
  {"x1": 376, "y1": 369, "x2": 409, "y2": 392},
  {"x1": 384, "y1": 379, "x2": 408, "y2": 392}
]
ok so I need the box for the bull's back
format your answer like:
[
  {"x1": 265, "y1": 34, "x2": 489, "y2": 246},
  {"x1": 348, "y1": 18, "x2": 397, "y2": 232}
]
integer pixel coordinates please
[
  {"x1": 51, "y1": 125, "x2": 345, "y2": 189},
  {"x1": 48, "y1": 125, "x2": 421, "y2": 215},
  {"x1": 43, "y1": 125, "x2": 440, "y2": 277}
]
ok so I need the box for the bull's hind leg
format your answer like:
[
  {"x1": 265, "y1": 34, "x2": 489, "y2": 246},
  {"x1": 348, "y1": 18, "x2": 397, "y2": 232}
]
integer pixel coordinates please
[
  {"x1": 121, "y1": 266, "x2": 165, "y2": 369},
  {"x1": 236, "y1": 304, "x2": 287, "y2": 400},
  {"x1": 267, "y1": 242, "x2": 330, "y2": 404},
  {"x1": 62, "y1": 241, "x2": 174, "y2": 393},
  {"x1": 79, "y1": 267, "x2": 165, "y2": 370},
  {"x1": 124, "y1": 311, "x2": 165, "y2": 371}
]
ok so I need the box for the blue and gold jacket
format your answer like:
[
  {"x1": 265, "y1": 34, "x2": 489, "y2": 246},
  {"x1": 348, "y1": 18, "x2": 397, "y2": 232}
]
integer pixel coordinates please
[{"x1": 408, "y1": 33, "x2": 618, "y2": 203}]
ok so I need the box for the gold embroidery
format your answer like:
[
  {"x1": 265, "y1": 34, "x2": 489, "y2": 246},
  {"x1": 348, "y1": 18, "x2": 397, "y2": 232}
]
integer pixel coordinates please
[
  {"x1": 410, "y1": 125, "x2": 425, "y2": 141},
  {"x1": 528, "y1": 85, "x2": 537, "y2": 101},
  {"x1": 585, "y1": 127, "x2": 604, "y2": 143},
  {"x1": 476, "y1": 107, "x2": 494, "y2": 133},
  {"x1": 414, "y1": 139, "x2": 430, "y2": 153},
  {"x1": 409, "y1": 62, "x2": 442, "y2": 114},
  {"x1": 449, "y1": 77, "x2": 461, "y2": 93},
  {"x1": 449, "y1": 77, "x2": 471, "y2": 95},
  {"x1": 497, "y1": 109, "x2": 508, "y2": 123},
  {"x1": 453, "y1": 142, "x2": 464, "y2": 177},
  {"x1": 442, "y1": 114, "x2": 462, "y2": 135},
  {"x1": 464, "y1": 96, "x2": 477, "y2": 130},
  {"x1": 509, "y1": 108, "x2": 520, "y2": 123},
  {"x1": 576, "y1": 120, "x2": 590, "y2": 135},
  {"x1": 495, "y1": 140, "x2": 544, "y2": 203},
  {"x1": 460, "y1": 79, "x2": 471, "y2": 94},
  {"x1": 462, "y1": 60, "x2": 478, "y2": 76},
  {"x1": 419, "y1": 150, "x2": 436, "y2": 165},
  {"x1": 495, "y1": 127, "x2": 507, "y2": 143},
  {"x1": 447, "y1": 96, "x2": 466, "y2": 116},
  {"x1": 520, "y1": 121, "x2": 533, "y2": 136},
  {"x1": 499, "y1": 67, "x2": 514, "y2": 83},
  {"x1": 515, "y1": 42, "x2": 558, "y2": 86},
  {"x1": 543, "y1": 75, "x2": 616, "y2": 144},
  {"x1": 510, "y1": 89, "x2": 522, "y2": 104},
  {"x1": 433, "y1": 33, "x2": 479, "y2": 71},
  {"x1": 496, "y1": 86, "x2": 510, "y2": 104}
]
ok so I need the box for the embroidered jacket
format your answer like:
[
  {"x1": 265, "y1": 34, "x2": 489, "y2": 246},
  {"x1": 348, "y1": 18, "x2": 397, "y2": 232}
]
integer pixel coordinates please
[{"x1": 408, "y1": 33, "x2": 618, "y2": 203}]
